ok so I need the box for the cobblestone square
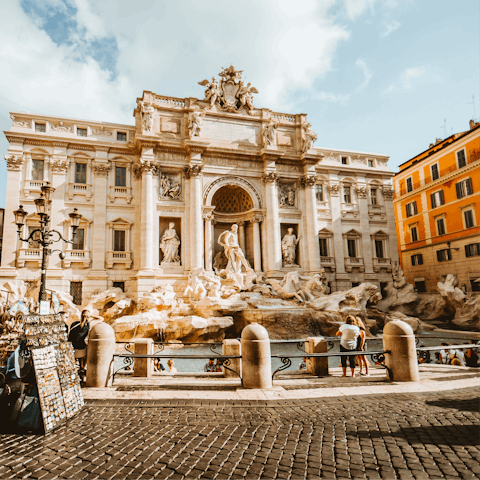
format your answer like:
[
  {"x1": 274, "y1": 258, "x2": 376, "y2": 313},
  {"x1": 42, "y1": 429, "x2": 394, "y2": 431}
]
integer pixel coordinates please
[{"x1": 1, "y1": 387, "x2": 479, "y2": 479}]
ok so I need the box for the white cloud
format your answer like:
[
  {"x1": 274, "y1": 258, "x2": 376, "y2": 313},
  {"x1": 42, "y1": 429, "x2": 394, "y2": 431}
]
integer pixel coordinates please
[
  {"x1": 343, "y1": 0, "x2": 377, "y2": 20},
  {"x1": 381, "y1": 21, "x2": 401, "y2": 37},
  {"x1": 316, "y1": 91, "x2": 350, "y2": 104},
  {"x1": 383, "y1": 67, "x2": 426, "y2": 94},
  {"x1": 355, "y1": 59, "x2": 373, "y2": 90}
]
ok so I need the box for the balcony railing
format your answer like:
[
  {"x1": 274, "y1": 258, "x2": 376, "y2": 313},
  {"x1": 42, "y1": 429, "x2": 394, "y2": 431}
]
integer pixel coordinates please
[
  {"x1": 106, "y1": 250, "x2": 132, "y2": 269},
  {"x1": 373, "y1": 257, "x2": 392, "y2": 272},
  {"x1": 345, "y1": 257, "x2": 364, "y2": 272},
  {"x1": 395, "y1": 150, "x2": 479, "y2": 198},
  {"x1": 17, "y1": 248, "x2": 42, "y2": 268},
  {"x1": 67, "y1": 183, "x2": 92, "y2": 201},
  {"x1": 63, "y1": 250, "x2": 91, "y2": 268},
  {"x1": 108, "y1": 185, "x2": 133, "y2": 204}
]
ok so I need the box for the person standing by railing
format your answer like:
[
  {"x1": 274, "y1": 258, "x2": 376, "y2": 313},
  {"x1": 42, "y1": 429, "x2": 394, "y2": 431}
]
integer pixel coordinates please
[{"x1": 336, "y1": 316, "x2": 360, "y2": 377}]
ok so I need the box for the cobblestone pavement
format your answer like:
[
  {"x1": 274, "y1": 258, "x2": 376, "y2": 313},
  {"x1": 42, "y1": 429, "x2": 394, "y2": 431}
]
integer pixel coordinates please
[{"x1": 1, "y1": 387, "x2": 479, "y2": 480}]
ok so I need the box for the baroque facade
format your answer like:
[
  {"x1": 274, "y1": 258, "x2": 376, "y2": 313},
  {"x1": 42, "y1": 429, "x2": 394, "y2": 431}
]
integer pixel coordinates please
[
  {"x1": 2, "y1": 66, "x2": 397, "y2": 304},
  {"x1": 393, "y1": 120, "x2": 480, "y2": 293}
]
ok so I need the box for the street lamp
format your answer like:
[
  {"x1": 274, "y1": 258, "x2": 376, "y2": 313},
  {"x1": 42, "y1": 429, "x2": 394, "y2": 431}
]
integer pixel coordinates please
[{"x1": 15, "y1": 193, "x2": 81, "y2": 304}]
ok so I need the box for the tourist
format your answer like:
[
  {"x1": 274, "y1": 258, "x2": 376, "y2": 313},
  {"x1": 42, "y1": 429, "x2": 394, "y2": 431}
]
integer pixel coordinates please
[
  {"x1": 354, "y1": 317, "x2": 369, "y2": 376},
  {"x1": 418, "y1": 345, "x2": 431, "y2": 364},
  {"x1": 154, "y1": 358, "x2": 165, "y2": 372},
  {"x1": 438, "y1": 342, "x2": 453, "y2": 364},
  {"x1": 166, "y1": 359, "x2": 177, "y2": 374},
  {"x1": 450, "y1": 348, "x2": 466, "y2": 366},
  {"x1": 336, "y1": 316, "x2": 360, "y2": 377},
  {"x1": 204, "y1": 358, "x2": 216, "y2": 372},
  {"x1": 215, "y1": 359, "x2": 223, "y2": 372},
  {"x1": 299, "y1": 357, "x2": 307, "y2": 371},
  {"x1": 465, "y1": 342, "x2": 479, "y2": 367},
  {"x1": 68, "y1": 310, "x2": 92, "y2": 371}
]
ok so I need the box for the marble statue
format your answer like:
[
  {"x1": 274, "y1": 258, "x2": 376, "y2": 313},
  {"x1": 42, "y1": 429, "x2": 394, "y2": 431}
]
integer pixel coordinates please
[
  {"x1": 198, "y1": 77, "x2": 220, "y2": 107},
  {"x1": 262, "y1": 119, "x2": 278, "y2": 147},
  {"x1": 160, "y1": 223, "x2": 181, "y2": 264},
  {"x1": 267, "y1": 271, "x2": 309, "y2": 303},
  {"x1": 303, "y1": 272, "x2": 329, "y2": 301},
  {"x1": 302, "y1": 122, "x2": 317, "y2": 152},
  {"x1": 140, "y1": 101, "x2": 154, "y2": 132},
  {"x1": 159, "y1": 173, "x2": 181, "y2": 199},
  {"x1": 188, "y1": 107, "x2": 206, "y2": 137},
  {"x1": 184, "y1": 268, "x2": 207, "y2": 301},
  {"x1": 218, "y1": 224, "x2": 252, "y2": 274},
  {"x1": 281, "y1": 228, "x2": 300, "y2": 266},
  {"x1": 279, "y1": 185, "x2": 295, "y2": 207}
]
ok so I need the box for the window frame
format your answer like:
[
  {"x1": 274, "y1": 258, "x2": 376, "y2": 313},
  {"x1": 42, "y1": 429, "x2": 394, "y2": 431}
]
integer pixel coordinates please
[
  {"x1": 406, "y1": 200, "x2": 418, "y2": 218},
  {"x1": 115, "y1": 166, "x2": 127, "y2": 187},
  {"x1": 74, "y1": 162, "x2": 87, "y2": 184},
  {"x1": 462, "y1": 207, "x2": 476, "y2": 229},
  {"x1": 319, "y1": 237, "x2": 329, "y2": 257},
  {"x1": 72, "y1": 228, "x2": 85, "y2": 250},
  {"x1": 368, "y1": 159, "x2": 374, "y2": 168},
  {"x1": 430, "y1": 189, "x2": 445, "y2": 208},
  {"x1": 435, "y1": 216, "x2": 446, "y2": 236},
  {"x1": 465, "y1": 242, "x2": 480, "y2": 258},
  {"x1": 341, "y1": 156, "x2": 348, "y2": 165},
  {"x1": 31, "y1": 159, "x2": 45, "y2": 181},
  {"x1": 436, "y1": 248, "x2": 452, "y2": 262},
  {"x1": 411, "y1": 253, "x2": 423, "y2": 266},
  {"x1": 117, "y1": 131, "x2": 127, "y2": 142},
  {"x1": 370, "y1": 188, "x2": 378, "y2": 205},
  {"x1": 410, "y1": 224, "x2": 419, "y2": 243},
  {"x1": 113, "y1": 229, "x2": 126, "y2": 252},
  {"x1": 430, "y1": 162, "x2": 440, "y2": 181},
  {"x1": 456, "y1": 148, "x2": 467, "y2": 169},
  {"x1": 343, "y1": 186, "x2": 352, "y2": 204},
  {"x1": 35, "y1": 123, "x2": 46, "y2": 133},
  {"x1": 406, "y1": 176, "x2": 413, "y2": 193},
  {"x1": 77, "y1": 127, "x2": 88, "y2": 137}
]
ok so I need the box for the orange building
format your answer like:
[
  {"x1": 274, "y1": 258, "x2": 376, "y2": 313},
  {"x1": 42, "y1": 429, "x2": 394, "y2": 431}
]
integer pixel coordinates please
[{"x1": 393, "y1": 120, "x2": 480, "y2": 293}]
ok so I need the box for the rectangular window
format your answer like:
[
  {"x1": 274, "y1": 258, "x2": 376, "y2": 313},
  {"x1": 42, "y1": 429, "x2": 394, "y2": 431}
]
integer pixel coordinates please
[
  {"x1": 72, "y1": 228, "x2": 85, "y2": 250},
  {"x1": 406, "y1": 177, "x2": 413, "y2": 192},
  {"x1": 319, "y1": 238, "x2": 328, "y2": 257},
  {"x1": 28, "y1": 226, "x2": 41, "y2": 248},
  {"x1": 374, "y1": 240, "x2": 384, "y2": 258},
  {"x1": 75, "y1": 163, "x2": 87, "y2": 184},
  {"x1": 341, "y1": 157, "x2": 348, "y2": 165},
  {"x1": 464, "y1": 209, "x2": 475, "y2": 229},
  {"x1": 343, "y1": 187, "x2": 351, "y2": 204},
  {"x1": 465, "y1": 243, "x2": 480, "y2": 257},
  {"x1": 406, "y1": 201, "x2": 418, "y2": 218},
  {"x1": 77, "y1": 127, "x2": 87, "y2": 137},
  {"x1": 410, "y1": 226, "x2": 418, "y2": 242},
  {"x1": 471, "y1": 279, "x2": 480, "y2": 292},
  {"x1": 430, "y1": 190, "x2": 444, "y2": 208},
  {"x1": 368, "y1": 159, "x2": 374, "y2": 167},
  {"x1": 347, "y1": 239, "x2": 356, "y2": 258},
  {"x1": 457, "y1": 149, "x2": 467, "y2": 168},
  {"x1": 70, "y1": 282, "x2": 83, "y2": 306},
  {"x1": 455, "y1": 178, "x2": 473, "y2": 199},
  {"x1": 436, "y1": 218, "x2": 446, "y2": 236},
  {"x1": 431, "y1": 163, "x2": 439, "y2": 181},
  {"x1": 35, "y1": 123, "x2": 46, "y2": 132},
  {"x1": 370, "y1": 188, "x2": 378, "y2": 205},
  {"x1": 113, "y1": 230, "x2": 126, "y2": 251},
  {"x1": 115, "y1": 166, "x2": 126, "y2": 187},
  {"x1": 315, "y1": 184, "x2": 323, "y2": 202},
  {"x1": 411, "y1": 254, "x2": 423, "y2": 265},
  {"x1": 31, "y1": 159, "x2": 44, "y2": 181},
  {"x1": 415, "y1": 281, "x2": 427, "y2": 293},
  {"x1": 117, "y1": 132, "x2": 127, "y2": 141},
  {"x1": 112, "y1": 281, "x2": 125, "y2": 291},
  {"x1": 436, "y1": 249, "x2": 451, "y2": 262}
]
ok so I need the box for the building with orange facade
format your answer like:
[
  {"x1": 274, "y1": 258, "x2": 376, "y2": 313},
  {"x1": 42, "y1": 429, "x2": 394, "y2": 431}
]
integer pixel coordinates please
[{"x1": 393, "y1": 120, "x2": 480, "y2": 293}]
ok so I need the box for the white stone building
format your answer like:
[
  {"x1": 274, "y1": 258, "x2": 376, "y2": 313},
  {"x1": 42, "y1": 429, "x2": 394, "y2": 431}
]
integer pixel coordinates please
[{"x1": 1, "y1": 67, "x2": 398, "y2": 304}]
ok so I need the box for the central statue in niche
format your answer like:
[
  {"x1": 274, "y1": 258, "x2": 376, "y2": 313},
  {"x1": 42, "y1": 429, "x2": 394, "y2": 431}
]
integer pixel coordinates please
[{"x1": 217, "y1": 224, "x2": 256, "y2": 290}]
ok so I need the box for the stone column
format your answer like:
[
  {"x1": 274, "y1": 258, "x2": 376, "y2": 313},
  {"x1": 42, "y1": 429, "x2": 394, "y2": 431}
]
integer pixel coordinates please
[
  {"x1": 238, "y1": 221, "x2": 246, "y2": 252},
  {"x1": 301, "y1": 175, "x2": 321, "y2": 273},
  {"x1": 262, "y1": 172, "x2": 282, "y2": 274},
  {"x1": 328, "y1": 182, "x2": 348, "y2": 291},
  {"x1": 383, "y1": 188, "x2": 399, "y2": 263},
  {"x1": 185, "y1": 164, "x2": 204, "y2": 269},
  {"x1": 1, "y1": 154, "x2": 24, "y2": 271},
  {"x1": 356, "y1": 185, "x2": 374, "y2": 275},
  {"x1": 251, "y1": 217, "x2": 263, "y2": 273},
  {"x1": 203, "y1": 212, "x2": 213, "y2": 271}
]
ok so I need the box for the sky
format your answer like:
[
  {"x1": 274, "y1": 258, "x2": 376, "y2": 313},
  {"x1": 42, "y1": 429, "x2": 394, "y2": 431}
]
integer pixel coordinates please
[{"x1": 0, "y1": 0, "x2": 478, "y2": 208}]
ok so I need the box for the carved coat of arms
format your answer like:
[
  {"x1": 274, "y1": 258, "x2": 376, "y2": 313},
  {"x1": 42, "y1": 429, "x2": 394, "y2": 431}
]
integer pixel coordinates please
[{"x1": 198, "y1": 65, "x2": 258, "y2": 115}]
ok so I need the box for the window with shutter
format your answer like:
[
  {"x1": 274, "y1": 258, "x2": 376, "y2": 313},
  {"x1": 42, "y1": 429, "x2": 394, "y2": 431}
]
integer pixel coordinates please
[
  {"x1": 411, "y1": 254, "x2": 423, "y2": 265},
  {"x1": 431, "y1": 164, "x2": 439, "y2": 180},
  {"x1": 319, "y1": 238, "x2": 328, "y2": 257},
  {"x1": 464, "y1": 210, "x2": 475, "y2": 229},
  {"x1": 457, "y1": 150, "x2": 466, "y2": 168},
  {"x1": 114, "y1": 230, "x2": 126, "y2": 251},
  {"x1": 464, "y1": 243, "x2": 480, "y2": 257},
  {"x1": 413, "y1": 201, "x2": 418, "y2": 214},
  {"x1": 410, "y1": 226, "x2": 418, "y2": 242},
  {"x1": 436, "y1": 249, "x2": 451, "y2": 262},
  {"x1": 375, "y1": 240, "x2": 384, "y2": 258},
  {"x1": 436, "y1": 218, "x2": 446, "y2": 236},
  {"x1": 406, "y1": 177, "x2": 413, "y2": 192},
  {"x1": 347, "y1": 239, "x2": 356, "y2": 257},
  {"x1": 72, "y1": 228, "x2": 85, "y2": 250},
  {"x1": 466, "y1": 178, "x2": 473, "y2": 195},
  {"x1": 430, "y1": 193, "x2": 436, "y2": 209},
  {"x1": 456, "y1": 182, "x2": 465, "y2": 199}
]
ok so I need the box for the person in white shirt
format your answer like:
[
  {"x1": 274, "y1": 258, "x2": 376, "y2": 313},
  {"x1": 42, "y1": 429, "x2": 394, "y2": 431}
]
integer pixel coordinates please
[
  {"x1": 450, "y1": 349, "x2": 466, "y2": 366},
  {"x1": 336, "y1": 316, "x2": 361, "y2": 377}
]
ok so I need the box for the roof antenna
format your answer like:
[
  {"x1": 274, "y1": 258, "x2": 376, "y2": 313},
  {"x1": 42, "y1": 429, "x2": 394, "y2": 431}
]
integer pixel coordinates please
[
  {"x1": 466, "y1": 95, "x2": 476, "y2": 121},
  {"x1": 439, "y1": 119, "x2": 447, "y2": 139}
]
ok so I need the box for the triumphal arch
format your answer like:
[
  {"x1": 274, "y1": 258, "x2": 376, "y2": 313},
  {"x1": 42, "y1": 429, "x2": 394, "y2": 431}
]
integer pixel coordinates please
[{"x1": 2, "y1": 65, "x2": 398, "y2": 303}]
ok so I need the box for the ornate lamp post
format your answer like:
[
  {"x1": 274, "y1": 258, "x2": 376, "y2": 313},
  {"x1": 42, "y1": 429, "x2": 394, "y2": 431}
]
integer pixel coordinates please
[{"x1": 13, "y1": 182, "x2": 81, "y2": 303}]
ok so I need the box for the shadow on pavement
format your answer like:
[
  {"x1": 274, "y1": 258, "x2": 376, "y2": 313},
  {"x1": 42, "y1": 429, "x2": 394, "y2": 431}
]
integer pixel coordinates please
[
  {"x1": 425, "y1": 397, "x2": 480, "y2": 413},
  {"x1": 350, "y1": 425, "x2": 479, "y2": 446}
]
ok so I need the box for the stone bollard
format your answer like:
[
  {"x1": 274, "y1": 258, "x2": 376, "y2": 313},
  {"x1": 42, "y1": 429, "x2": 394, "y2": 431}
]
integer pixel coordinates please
[
  {"x1": 305, "y1": 337, "x2": 329, "y2": 377},
  {"x1": 134, "y1": 338, "x2": 154, "y2": 377},
  {"x1": 86, "y1": 323, "x2": 116, "y2": 387},
  {"x1": 383, "y1": 320, "x2": 419, "y2": 382},
  {"x1": 222, "y1": 339, "x2": 241, "y2": 379},
  {"x1": 241, "y1": 323, "x2": 272, "y2": 389}
]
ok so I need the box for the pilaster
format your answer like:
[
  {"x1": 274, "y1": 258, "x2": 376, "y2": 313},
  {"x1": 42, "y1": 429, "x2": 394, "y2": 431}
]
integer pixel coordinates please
[
  {"x1": 262, "y1": 171, "x2": 282, "y2": 274},
  {"x1": 355, "y1": 184, "x2": 374, "y2": 274},
  {"x1": 300, "y1": 174, "x2": 321, "y2": 273}
]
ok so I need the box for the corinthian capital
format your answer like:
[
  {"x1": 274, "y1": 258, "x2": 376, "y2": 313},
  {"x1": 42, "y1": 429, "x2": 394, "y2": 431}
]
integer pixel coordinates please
[
  {"x1": 50, "y1": 156, "x2": 70, "y2": 173},
  {"x1": 299, "y1": 175, "x2": 317, "y2": 188},
  {"x1": 382, "y1": 187, "x2": 394, "y2": 201},
  {"x1": 184, "y1": 164, "x2": 203, "y2": 178},
  {"x1": 93, "y1": 163, "x2": 110, "y2": 176},
  {"x1": 329, "y1": 183, "x2": 340, "y2": 196},
  {"x1": 262, "y1": 172, "x2": 279, "y2": 184},
  {"x1": 5, "y1": 154, "x2": 24, "y2": 171},
  {"x1": 355, "y1": 186, "x2": 368, "y2": 198}
]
